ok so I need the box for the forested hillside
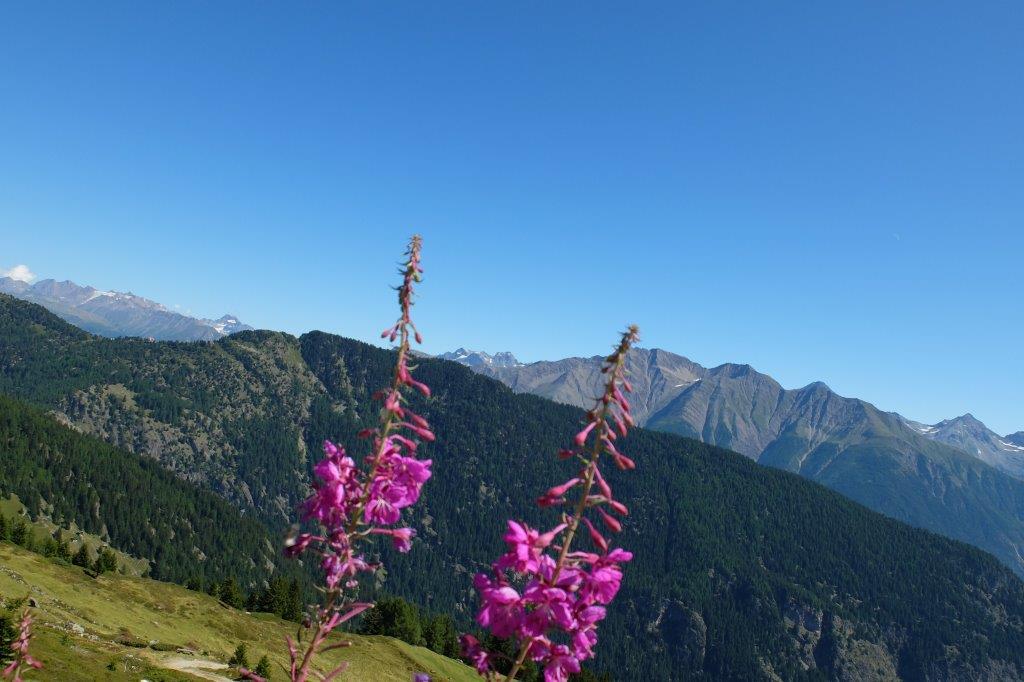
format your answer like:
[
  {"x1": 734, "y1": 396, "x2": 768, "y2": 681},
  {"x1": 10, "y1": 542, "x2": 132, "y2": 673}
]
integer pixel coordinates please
[
  {"x1": 5, "y1": 294, "x2": 1024, "y2": 679},
  {"x1": 0, "y1": 394, "x2": 288, "y2": 587}
]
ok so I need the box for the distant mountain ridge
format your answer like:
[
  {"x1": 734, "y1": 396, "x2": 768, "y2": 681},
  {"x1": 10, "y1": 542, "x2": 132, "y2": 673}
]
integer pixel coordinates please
[
  {"x1": 443, "y1": 346, "x2": 1024, "y2": 575},
  {"x1": 445, "y1": 346, "x2": 1021, "y2": 472},
  {"x1": 902, "y1": 413, "x2": 1024, "y2": 479},
  {"x1": 0, "y1": 276, "x2": 251, "y2": 341}
]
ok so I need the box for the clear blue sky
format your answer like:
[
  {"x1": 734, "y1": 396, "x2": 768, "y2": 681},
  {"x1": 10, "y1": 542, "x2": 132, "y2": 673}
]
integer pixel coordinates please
[{"x1": 1, "y1": 2, "x2": 1021, "y2": 434}]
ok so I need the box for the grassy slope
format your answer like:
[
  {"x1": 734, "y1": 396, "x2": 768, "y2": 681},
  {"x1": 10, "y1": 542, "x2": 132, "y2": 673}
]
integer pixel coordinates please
[
  {"x1": 0, "y1": 543, "x2": 476, "y2": 682},
  {"x1": 1, "y1": 494, "x2": 150, "y2": 577}
]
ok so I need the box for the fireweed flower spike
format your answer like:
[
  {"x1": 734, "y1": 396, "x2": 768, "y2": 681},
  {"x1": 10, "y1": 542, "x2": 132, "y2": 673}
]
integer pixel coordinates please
[
  {"x1": 2, "y1": 610, "x2": 43, "y2": 681},
  {"x1": 262, "y1": 236, "x2": 433, "y2": 682},
  {"x1": 461, "y1": 326, "x2": 640, "y2": 682}
]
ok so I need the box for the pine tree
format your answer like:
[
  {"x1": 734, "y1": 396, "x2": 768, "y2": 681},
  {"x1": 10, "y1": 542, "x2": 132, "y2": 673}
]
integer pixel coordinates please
[
  {"x1": 219, "y1": 576, "x2": 244, "y2": 609},
  {"x1": 258, "y1": 576, "x2": 289, "y2": 616},
  {"x1": 72, "y1": 543, "x2": 92, "y2": 568},
  {"x1": 282, "y1": 578, "x2": 302, "y2": 622},
  {"x1": 422, "y1": 613, "x2": 459, "y2": 658},
  {"x1": 40, "y1": 536, "x2": 59, "y2": 558},
  {"x1": 0, "y1": 514, "x2": 9, "y2": 541},
  {"x1": 228, "y1": 643, "x2": 249, "y2": 668},
  {"x1": 93, "y1": 548, "x2": 118, "y2": 574},
  {"x1": 11, "y1": 518, "x2": 31, "y2": 549},
  {"x1": 360, "y1": 597, "x2": 422, "y2": 646},
  {"x1": 254, "y1": 654, "x2": 271, "y2": 679}
]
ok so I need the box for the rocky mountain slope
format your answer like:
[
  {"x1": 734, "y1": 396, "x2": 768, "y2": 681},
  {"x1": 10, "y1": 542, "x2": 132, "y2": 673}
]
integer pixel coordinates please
[
  {"x1": 0, "y1": 276, "x2": 251, "y2": 341},
  {"x1": 6, "y1": 295, "x2": 1024, "y2": 678}
]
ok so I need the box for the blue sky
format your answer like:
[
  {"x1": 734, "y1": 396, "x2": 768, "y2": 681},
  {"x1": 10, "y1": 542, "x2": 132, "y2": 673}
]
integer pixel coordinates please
[{"x1": 1, "y1": 2, "x2": 1021, "y2": 434}]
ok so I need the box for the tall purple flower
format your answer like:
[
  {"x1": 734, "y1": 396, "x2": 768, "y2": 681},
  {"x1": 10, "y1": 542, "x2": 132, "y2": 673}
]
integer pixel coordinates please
[
  {"x1": 258, "y1": 236, "x2": 434, "y2": 682},
  {"x1": 2, "y1": 610, "x2": 43, "y2": 681},
  {"x1": 461, "y1": 326, "x2": 640, "y2": 682}
]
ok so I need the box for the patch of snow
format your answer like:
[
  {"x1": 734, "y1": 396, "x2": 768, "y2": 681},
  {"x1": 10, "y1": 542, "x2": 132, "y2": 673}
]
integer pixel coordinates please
[{"x1": 84, "y1": 290, "x2": 114, "y2": 302}]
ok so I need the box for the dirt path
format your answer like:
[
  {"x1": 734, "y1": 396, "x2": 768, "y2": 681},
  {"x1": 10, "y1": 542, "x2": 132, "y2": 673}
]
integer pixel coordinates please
[{"x1": 159, "y1": 655, "x2": 234, "y2": 681}]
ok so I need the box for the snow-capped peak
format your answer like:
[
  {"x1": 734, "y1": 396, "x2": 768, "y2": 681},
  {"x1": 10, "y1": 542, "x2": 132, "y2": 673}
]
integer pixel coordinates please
[{"x1": 440, "y1": 348, "x2": 523, "y2": 368}]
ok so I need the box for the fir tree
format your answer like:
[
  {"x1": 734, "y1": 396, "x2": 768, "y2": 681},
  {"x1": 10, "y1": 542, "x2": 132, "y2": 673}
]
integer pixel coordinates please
[
  {"x1": 219, "y1": 576, "x2": 244, "y2": 609},
  {"x1": 281, "y1": 579, "x2": 302, "y2": 622},
  {"x1": 93, "y1": 548, "x2": 118, "y2": 574},
  {"x1": 254, "y1": 654, "x2": 271, "y2": 679},
  {"x1": 72, "y1": 543, "x2": 91, "y2": 568},
  {"x1": 360, "y1": 596, "x2": 422, "y2": 646},
  {"x1": 228, "y1": 643, "x2": 249, "y2": 668},
  {"x1": 422, "y1": 613, "x2": 459, "y2": 658},
  {"x1": 10, "y1": 518, "x2": 31, "y2": 549}
]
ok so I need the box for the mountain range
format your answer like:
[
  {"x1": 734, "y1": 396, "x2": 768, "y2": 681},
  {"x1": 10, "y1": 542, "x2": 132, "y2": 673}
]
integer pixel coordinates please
[
  {"x1": 6, "y1": 293, "x2": 1024, "y2": 678},
  {"x1": 443, "y1": 346, "x2": 1024, "y2": 574},
  {"x1": 0, "y1": 276, "x2": 251, "y2": 341},
  {"x1": 445, "y1": 347, "x2": 1022, "y2": 470}
]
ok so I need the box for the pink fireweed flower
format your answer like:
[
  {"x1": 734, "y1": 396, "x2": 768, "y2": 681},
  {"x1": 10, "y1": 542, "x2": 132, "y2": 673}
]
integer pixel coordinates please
[
  {"x1": 497, "y1": 521, "x2": 566, "y2": 574},
  {"x1": 474, "y1": 573, "x2": 525, "y2": 639},
  {"x1": 543, "y1": 644, "x2": 581, "y2": 682},
  {"x1": 570, "y1": 605, "x2": 607, "y2": 661},
  {"x1": 581, "y1": 516, "x2": 608, "y2": 553},
  {"x1": 371, "y1": 526, "x2": 417, "y2": 552},
  {"x1": 521, "y1": 584, "x2": 576, "y2": 637},
  {"x1": 573, "y1": 422, "x2": 596, "y2": 446},
  {"x1": 581, "y1": 563, "x2": 626, "y2": 605},
  {"x1": 595, "y1": 507, "x2": 622, "y2": 533},
  {"x1": 464, "y1": 326, "x2": 641, "y2": 681},
  {"x1": 2, "y1": 610, "x2": 43, "y2": 681},
  {"x1": 537, "y1": 478, "x2": 581, "y2": 507},
  {"x1": 391, "y1": 527, "x2": 416, "y2": 552},
  {"x1": 459, "y1": 635, "x2": 493, "y2": 676},
  {"x1": 279, "y1": 236, "x2": 434, "y2": 682},
  {"x1": 608, "y1": 499, "x2": 629, "y2": 516}
]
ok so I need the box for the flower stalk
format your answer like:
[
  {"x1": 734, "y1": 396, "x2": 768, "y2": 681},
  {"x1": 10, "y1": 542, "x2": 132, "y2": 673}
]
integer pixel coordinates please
[
  {"x1": 461, "y1": 326, "x2": 640, "y2": 682},
  {"x1": 258, "y1": 236, "x2": 433, "y2": 682}
]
